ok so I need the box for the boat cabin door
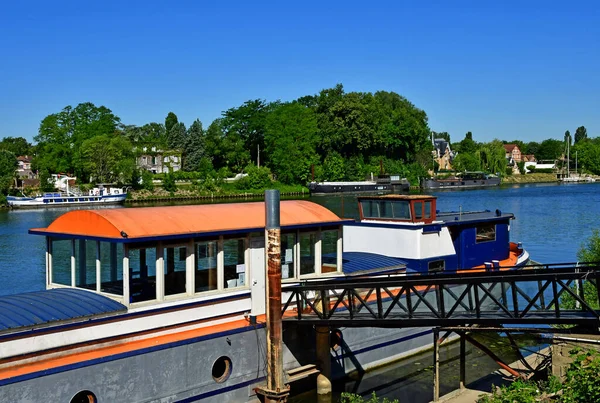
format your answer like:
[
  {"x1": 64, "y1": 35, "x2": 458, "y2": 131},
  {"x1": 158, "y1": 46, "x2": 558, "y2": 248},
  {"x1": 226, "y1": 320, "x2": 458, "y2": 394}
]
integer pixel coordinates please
[{"x1": 250, "y1": 238, "x2": 266, "y2": 316}]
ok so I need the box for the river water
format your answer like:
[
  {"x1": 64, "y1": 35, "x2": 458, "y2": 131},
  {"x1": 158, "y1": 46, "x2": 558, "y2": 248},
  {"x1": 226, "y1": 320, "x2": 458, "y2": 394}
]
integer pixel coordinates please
[{"x1": 0, "y1": 182, "x2": 598, "y2": 400}]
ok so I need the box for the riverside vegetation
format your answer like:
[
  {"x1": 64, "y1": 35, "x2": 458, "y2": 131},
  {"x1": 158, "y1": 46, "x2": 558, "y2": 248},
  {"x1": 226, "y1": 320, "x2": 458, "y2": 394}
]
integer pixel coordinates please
[{"x1": 1, "y1": 85, "x2": 599, "y2": 204}]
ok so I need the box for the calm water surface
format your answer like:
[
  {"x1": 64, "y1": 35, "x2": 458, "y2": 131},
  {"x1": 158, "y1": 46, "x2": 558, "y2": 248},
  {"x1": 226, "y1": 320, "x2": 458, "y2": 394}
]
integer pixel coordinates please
[{"x1": 1, "y1": 182, "x2": 599, "y2": 296}]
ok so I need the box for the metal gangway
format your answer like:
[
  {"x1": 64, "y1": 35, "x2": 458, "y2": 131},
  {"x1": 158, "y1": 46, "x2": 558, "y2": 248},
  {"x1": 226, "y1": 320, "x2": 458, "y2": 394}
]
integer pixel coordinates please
[{"x1": 282, "y1": 262, "x2": 600, "y2": 328}]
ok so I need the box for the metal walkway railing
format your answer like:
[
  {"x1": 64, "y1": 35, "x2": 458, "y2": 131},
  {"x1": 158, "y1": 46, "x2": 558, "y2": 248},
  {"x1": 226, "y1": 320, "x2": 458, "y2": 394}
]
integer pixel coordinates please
[{"x1": 282, "y1": 262, "x2": 600, "y2": 328}]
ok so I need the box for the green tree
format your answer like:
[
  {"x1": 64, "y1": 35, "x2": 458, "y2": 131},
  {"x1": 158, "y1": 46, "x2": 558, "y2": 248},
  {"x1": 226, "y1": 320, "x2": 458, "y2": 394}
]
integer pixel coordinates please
[
  {"x1": 536, "y1": 138, "x2": 564, "y2": 161},
  {"x1": 525, "y1": 141, "x2": 540, "y2": 156},
  {"x1": 183, "y1": 119, "x2": 205, "y2": 171},
  {"x1": 162, "y1": 172, "x2": 177, "y2": 193},
  {"x1": 80, "y1": 135, "x2": 134, "y2": 183},
  {"x1": 574, "y1": 126, "x2": 588, "y2": 144},
  {"x1": 564, "y1": 130, "x2": 572, "y2": 146},
  {"x1": 456, "y1": 132, "x2": 478, "y2": 154},
  {"x1": 264, "y1": 102, "x2": 320, "y2": 184},
  {"x1": 0, "y1": 150, "x2": 17, "y2": 194},
  {"x1": 38, "y1": 169, "x2": 55, "y2": 192},
  {"x1": 452, "y1": 152, "x2": 480, "y2": 172},
  {"x1": 221, "y1": 99, "x2": 274, "y2": 166},
  {"x1": 0, "y1": 137, "x2": 33, "y2": 156},
  {"x1": 35, "y1": 102, "x2": 121, "y2": 179},
  {"x1": 167, "y1": 122, "x2": 186, "y2": 150},
  {"x1": 477, "y1": 140, "x2": 506, "y2": 175},
  {"x1": 322, "y1": 151, "x2": 345, "y2": 181},
  {"x1": 164, "y1": 112, "x2": 179, "y2": 135},
  {"x1": 236, "y1": 164, "x2": 272, "y2": 190}
]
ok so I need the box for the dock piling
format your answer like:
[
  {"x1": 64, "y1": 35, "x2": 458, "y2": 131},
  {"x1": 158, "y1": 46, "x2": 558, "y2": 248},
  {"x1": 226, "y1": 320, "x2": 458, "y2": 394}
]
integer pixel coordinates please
[
  {"x1": 255, "y1": 190, "x2": 290, "y2": 403},
  {"x1": 316, "y1": 326, "x2": 332, "y2": 395}
]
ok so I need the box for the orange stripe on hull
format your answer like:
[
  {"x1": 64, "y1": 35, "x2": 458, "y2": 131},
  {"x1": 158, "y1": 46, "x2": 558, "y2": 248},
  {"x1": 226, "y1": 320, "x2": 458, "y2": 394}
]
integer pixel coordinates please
[{"x1": 0, "y1": 316, "x2": 262, "y2": 382}]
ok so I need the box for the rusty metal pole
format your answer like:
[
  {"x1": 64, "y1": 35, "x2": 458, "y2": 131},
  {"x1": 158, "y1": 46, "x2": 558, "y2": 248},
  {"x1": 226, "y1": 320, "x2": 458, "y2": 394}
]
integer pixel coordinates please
[{"x1": 256, "y1": 190, "x2": 290, "y2": 402}]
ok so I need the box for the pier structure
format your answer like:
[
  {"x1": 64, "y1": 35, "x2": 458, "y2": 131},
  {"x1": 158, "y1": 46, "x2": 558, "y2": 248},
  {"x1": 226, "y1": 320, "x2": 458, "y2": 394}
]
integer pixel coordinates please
[{"x1": 279, "y1": 262, "x2": 600, "y2": 400}]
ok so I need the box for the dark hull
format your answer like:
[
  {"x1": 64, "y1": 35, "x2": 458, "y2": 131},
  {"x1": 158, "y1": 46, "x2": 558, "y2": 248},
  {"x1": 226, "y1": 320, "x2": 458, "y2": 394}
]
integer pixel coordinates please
[
  {"x1": 308, "y1": 182, "x2": 409, "y2": 195},
  {"x1": 421, "y1": 177, "x2": 501, "y2": 189}
]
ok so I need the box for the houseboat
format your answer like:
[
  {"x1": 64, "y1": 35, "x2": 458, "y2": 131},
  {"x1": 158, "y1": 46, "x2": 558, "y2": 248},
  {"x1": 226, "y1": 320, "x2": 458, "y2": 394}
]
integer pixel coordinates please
[
  {"x1": 7, "y1": 177, "x2": 127, "y2": 209},
  {"x1": 0, "y1": 195, "x2": 528, "y2": 402},
  {"x1": 421, "y1": 172, "x2": 500, "y2": 190},
  {"x1": 309, "y1": 175, "x2": 410, "y2": 195}
]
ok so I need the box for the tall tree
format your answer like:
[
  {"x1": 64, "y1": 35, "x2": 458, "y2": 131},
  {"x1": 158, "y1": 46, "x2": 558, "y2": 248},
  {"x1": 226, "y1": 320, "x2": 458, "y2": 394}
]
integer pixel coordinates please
[
  {"x1": 167, "y1": 122, "x2": 186, "y2": 150},
  {"x1": 0, "y1": 137, "x2": 33, "y2": 156},
  {"x1": 264, "y1": 102, "x2": 319, "y2": 184},
  {"x1": 456, "y1": 132, "x2": 478, "y2": 154},
  {"x1": 183, "y1": 119, "x2": 205, "y2": 171},
  {"x1": 575, "y1": 126, "x2": 588, "y2": 144},
  {"x1": 80, "y1": 135, "x2": 134, "y2": 183},
  {"x1": 477, "y1": 140, "x2": 506, "y2": 175},
  {"x1": 165, "y1": 112, "x2": 179, "y2": 135},
  {"x1": 564, "y1": 130, "x2": 572, "y2": 146},
  {"x1": 536, "y1": 138, "x2": 564, "y2": 161},
  {"x1": 34, "y1": 103, "x2": 120, "y2": 180},
  {"x1": 221, "y1": 99, "x2": 274, "y2": 166},
  {"x1": 0, "y1": 150, "x2": 17, "y2": 194}
]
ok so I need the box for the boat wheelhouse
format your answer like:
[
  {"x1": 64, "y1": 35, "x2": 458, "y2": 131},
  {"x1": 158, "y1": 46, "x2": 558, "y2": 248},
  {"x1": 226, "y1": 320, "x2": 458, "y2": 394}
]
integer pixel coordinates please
[
  {"x1": 344, "y1": 195, "x2": 527, "y2": 273},
  {"x1": 0, "y1": 198, "x2": 529, "y2": 403}
]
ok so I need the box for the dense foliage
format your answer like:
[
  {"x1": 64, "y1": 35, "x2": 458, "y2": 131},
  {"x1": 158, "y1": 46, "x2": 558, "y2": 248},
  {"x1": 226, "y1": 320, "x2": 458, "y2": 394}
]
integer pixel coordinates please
[
  {"x1": 0, "y1": 85, "x2": 599, "y2": 199},
  {"x1": 478, "y1": 349, "x2": 600, "y2": 403}
]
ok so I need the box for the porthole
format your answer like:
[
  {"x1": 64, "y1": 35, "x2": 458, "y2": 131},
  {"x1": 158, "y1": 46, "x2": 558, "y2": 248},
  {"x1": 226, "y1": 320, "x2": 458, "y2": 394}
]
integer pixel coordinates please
[
  {"x1": 70, "y1": 390, "x2": 97, "y2": 403},
  {"x1": 212, "y1": 356, "x2": 232, "y2": 383},
  {"x1": 330, "y1": 329, "x2": 343, "y2": 350}
]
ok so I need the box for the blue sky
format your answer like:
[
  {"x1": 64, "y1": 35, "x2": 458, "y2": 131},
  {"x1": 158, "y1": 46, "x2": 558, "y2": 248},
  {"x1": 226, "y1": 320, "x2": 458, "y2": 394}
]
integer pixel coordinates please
[{"x1": 1, "y1": 0, "x2": 598, "y2": 144}]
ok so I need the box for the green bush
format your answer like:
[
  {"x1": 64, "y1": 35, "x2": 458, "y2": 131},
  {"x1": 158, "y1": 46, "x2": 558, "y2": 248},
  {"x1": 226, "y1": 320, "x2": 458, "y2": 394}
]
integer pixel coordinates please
[
  {"x1": 141, "y1": 170, "x2": 155, "y2": 191},
  {"x1": 235, "y1": 164, "x2": 272, "y2": 190},
  {"x1": 505, "y1": 167, "x2": 513, "y2": 176},
  {"x1": 162, "y1": 172, "x2": 177, "y2": 193},
  {"x1": 340, "y1": 392, "x2": 399, "y2": 403},
  {"x1": 478, "y1": 349, "x2": 600, "y2": 403},
  {"x1": 517, "y1": 161, "x2": 526, "y2": 174}
]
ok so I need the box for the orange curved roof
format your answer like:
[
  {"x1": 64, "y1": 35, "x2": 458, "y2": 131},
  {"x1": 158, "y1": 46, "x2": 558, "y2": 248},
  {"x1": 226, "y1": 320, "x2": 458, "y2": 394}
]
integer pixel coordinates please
[{"x1": 30, "y1": 201, "x2": 342, "y2": 240}]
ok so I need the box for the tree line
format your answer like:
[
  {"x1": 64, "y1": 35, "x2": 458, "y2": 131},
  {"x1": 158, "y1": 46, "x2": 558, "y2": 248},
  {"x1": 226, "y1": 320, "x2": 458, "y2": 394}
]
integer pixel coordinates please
[{"x1": 0, "y1": 84, "x2": 599, "y2": 199}]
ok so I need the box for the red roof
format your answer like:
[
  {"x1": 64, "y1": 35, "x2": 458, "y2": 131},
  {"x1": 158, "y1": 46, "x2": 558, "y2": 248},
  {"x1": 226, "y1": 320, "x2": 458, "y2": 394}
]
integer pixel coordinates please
[
  {"x1": 503, "y1": 144, "x2": 519, "y2": 152},
  {"x1": 30, "y1": 201, "x2": 343, "y2": 240}
]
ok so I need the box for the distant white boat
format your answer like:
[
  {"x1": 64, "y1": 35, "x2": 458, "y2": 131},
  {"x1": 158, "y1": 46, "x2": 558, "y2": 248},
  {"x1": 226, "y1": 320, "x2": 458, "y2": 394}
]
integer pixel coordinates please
[{"x1": 7, "y1": 176, "x2": 127, "y2": 208}]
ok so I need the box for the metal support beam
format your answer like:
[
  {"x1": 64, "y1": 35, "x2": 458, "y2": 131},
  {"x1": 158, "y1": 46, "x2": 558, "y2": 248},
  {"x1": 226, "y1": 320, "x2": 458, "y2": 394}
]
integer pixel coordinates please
[
  {"x1": 459, "y1": 331, "x2": 466, "y2": 390},
  {"x1": 433, "y1": 328, "x2": 440, "y2": 402}
]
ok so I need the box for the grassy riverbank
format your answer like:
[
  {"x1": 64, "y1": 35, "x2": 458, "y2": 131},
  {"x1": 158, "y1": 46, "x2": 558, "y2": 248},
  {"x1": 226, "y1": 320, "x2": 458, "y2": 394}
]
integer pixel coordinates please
[
  {"x1": 126, "y1": 182, "x2": 309, "y2": 203},
  {"x1": 501, "y1": 173, "x2": 558, "y2": 184}
]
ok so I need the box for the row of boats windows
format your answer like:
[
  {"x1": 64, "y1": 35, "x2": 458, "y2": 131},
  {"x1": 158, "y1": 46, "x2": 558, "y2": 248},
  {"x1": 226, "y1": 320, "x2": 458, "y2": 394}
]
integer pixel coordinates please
[
  {"x1": 360, "y1": 199, "x2": 433, "y2": 220},
  {"x1": 49, "y1": 228, "x2": 340, "y2": 304},
  {"x1": 44, "y1": 197, "x2": 102, "y2": 203}
]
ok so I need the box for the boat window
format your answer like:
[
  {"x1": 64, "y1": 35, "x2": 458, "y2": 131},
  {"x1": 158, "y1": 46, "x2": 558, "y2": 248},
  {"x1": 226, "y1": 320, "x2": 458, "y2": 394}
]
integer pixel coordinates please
[
  {"x1": 428, "y1": 260, "x2": 445, "y2": 273},
  {"x1": 129, "y1": 247, "x2": 157, "y2": 302},
  {"x1": 379, "y1": 201, "x2": 394, "y2": 219},
  {"x1": 321, "y1": 230, "x2": 338, "y2": 273},
  {"x1": 414, "y1": 202, "x2": 423, "y2": 220},
  {"x1": 70, "y1": 390, "x2": 97, "y2": 403},
  {"x1": 99, "y1": 242, "x2": 124, "y2": 296},
  {"x1": 281, "y1": 233, "x2": 296, "y2": 280},
  {"x1": 164, "y1": 246, "x2": 187, "y2": 296},
  {"x1": 476, "y1": 224, "x2": 496, "y2": 243},
  {"x1": 196, "y1": 240, "x2": 218, "y2": 292},
  {"x1": 424, "y1": 201, "x2": 432, "y2": 219},
  {"x1": 223, "y1": 238, "x2": 246, "y2": 288},
  {"x1": 300, "y1": 232, "x2": 316, "y2": 275},
  {"x1": 360, "y1": 200, "x2": 379, "y2": 218},
  {"x1": 75, "y1": 240, "x2": 98, "y2": 291},
  {"x1": 51, "y1": 238, "x2": 72, "y2": 286},
  {"x1": 392, "y1": 200, "x2": 411, "y2": 219}
]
